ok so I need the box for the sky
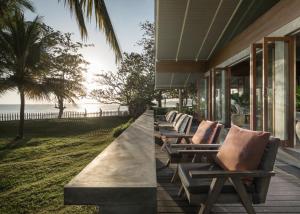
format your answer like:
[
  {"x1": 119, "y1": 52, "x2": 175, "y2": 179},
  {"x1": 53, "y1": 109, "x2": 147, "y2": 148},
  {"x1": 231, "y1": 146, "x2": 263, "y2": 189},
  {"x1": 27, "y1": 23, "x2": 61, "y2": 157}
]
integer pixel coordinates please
[{"x1": 0, "y1": 0, "x2": 154, "y2": 104}]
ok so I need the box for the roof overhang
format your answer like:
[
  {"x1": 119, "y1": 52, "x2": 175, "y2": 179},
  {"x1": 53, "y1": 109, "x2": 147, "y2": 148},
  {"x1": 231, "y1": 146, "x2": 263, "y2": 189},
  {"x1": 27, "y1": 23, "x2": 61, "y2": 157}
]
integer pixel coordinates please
[
  {"x1": 155, "y1": 0, "x2": 242, "y2": 89},
  {"x1": 155, "y1": 0, "x2": 280, "y2": 89},
  {"x1": 155, "y1": 60, "x2": 206, "y2": 89}
]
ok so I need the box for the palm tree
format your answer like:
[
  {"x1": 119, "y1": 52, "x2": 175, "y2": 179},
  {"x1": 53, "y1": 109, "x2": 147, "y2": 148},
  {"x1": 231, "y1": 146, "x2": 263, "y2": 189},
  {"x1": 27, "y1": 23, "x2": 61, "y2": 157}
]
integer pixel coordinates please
[
  {"x1": 0, "y1": 13, "x2": 53, "y2": 139},
  {"x1": 58, "y1": 0, "x2": 122, "y2": 62},
  {"x1": 0, "y1": 0, "x2": 34, "y2": 22}
]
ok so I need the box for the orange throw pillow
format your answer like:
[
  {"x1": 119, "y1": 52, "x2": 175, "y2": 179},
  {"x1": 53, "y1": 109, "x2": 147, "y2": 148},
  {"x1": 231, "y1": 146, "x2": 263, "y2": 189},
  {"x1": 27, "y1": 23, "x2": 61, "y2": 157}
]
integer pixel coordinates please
[
  {"x1": 215, "y1": 125, "x2": 270, "y2": 171},
  {"x1": 191, "y1": 120, "x2": 218, "y2": 144}
]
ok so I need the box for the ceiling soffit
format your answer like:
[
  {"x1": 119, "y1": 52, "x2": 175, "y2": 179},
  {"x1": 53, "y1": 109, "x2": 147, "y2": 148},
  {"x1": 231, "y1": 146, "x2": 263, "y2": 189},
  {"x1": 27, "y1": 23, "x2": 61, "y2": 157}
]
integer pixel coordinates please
[{"x1": 156, "y1": 0, "x2": 241, "y2": 61}]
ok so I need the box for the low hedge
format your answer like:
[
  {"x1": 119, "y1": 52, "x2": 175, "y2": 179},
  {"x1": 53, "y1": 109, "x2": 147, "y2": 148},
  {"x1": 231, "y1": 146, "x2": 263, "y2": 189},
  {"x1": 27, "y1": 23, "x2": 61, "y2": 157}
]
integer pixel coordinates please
[{"x1": 112, "y1": 118, "x2": 134, "y2": 137}]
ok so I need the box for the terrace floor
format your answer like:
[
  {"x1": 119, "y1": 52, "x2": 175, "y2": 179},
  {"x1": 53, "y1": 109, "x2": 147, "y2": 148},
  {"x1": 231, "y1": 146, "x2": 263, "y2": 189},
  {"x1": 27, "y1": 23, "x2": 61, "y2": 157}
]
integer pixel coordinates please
[{"x1": 155, "y1": 142, "x2": 300, "y2": 214}]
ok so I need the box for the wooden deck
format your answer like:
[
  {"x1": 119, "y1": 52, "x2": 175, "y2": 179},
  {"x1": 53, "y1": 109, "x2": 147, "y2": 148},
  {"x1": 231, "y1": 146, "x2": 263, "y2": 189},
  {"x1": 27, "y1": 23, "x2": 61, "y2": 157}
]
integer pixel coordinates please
[{"x1": 156, "y1": 142, "x2": 300, "y2": 214}]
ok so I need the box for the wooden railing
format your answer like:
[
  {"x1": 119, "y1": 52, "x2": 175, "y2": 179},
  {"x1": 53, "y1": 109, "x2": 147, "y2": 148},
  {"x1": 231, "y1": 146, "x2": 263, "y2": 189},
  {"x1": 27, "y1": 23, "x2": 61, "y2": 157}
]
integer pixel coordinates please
[{"x1": 0, "y1": 110, "x2": 129, "y2": 121}]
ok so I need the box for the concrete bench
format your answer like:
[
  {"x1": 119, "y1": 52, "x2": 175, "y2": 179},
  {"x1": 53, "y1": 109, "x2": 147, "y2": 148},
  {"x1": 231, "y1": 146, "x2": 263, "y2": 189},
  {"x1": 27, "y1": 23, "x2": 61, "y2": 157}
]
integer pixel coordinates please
[{"x1": 64, "y1": 110, "x2": 156, "y2": 213}]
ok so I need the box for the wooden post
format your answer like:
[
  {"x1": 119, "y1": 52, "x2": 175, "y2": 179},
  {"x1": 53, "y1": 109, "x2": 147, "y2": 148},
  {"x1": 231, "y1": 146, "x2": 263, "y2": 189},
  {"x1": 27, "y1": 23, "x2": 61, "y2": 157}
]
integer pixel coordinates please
[{"x1": 179, "y1": 89, "x2": 183, "y2": 112}]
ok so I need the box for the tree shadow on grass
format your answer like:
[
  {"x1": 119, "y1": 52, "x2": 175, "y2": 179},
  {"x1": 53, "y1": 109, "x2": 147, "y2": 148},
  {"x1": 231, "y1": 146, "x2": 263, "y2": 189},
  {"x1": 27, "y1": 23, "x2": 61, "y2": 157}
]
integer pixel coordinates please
[
  {"x1": 0, "y1": 137, "x2": 32, "y2": 161},
  {"x1": 0, "y1": 117, "x2": 130, "y2": 138}
]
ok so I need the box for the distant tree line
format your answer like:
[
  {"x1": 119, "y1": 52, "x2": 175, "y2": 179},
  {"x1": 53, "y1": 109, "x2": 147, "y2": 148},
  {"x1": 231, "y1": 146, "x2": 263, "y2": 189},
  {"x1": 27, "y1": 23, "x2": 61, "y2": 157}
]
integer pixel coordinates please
[{"x1": 90, "y1": 22, "x2": 164, "y2": 118}]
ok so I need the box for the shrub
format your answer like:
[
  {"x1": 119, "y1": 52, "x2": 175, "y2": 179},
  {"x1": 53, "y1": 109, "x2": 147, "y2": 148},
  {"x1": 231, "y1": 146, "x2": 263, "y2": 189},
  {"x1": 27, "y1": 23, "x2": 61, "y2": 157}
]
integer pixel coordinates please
[{"x1": 112, "y1": 118, "x2": 134, "y2": 137}]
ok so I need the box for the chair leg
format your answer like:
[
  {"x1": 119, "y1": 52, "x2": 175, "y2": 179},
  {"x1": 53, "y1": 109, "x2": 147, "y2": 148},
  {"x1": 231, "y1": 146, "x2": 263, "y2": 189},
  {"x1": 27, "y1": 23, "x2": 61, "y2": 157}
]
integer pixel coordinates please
[
  {"x1": 165, "y1": 159, "x2": 170, "y2": 167},
  {"x1": 178, "y1": 185, "x2": 184, "y2": 197},
  {"x1": 230, "y1": 178, "x2": 256, "y2": 214},
  {"x1": 198, "y1": 177, "x2": 226, "y2": 214},
  {"x1": 157, "y1": 159, "x2": 170, "y2": 170},
  {"x1": 171, "y1": 165, "x2": 178, "y2": 183},
  {"x1": 161, "y1": 140, "x2": 168, "y2": 151}
]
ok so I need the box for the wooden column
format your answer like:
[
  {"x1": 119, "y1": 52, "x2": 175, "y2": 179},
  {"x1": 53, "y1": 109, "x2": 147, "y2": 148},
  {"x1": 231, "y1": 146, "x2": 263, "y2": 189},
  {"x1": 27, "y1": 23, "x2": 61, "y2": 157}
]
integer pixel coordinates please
[
  {"x1": 288, "y1": 36, "x2": 296, "y2": 147},
  {"x1": 262, "y1": 38, "x2": 269, "y2": 132},
  {"x1": 225, "y1": 67, "x2": 231, "y2": 128},
  {"x1": 211, "y1": 69, "x2": 215, "y2": 121},
  {"x1": 250, "y1": 43, "x2": 262, "y2": 130}
]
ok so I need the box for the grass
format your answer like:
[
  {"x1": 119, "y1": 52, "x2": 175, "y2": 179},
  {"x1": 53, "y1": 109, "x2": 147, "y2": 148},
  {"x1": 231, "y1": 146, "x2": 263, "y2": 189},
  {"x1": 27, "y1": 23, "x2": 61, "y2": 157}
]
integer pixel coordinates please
[{"x1": 0, "y1": 116, "x2": 131, "y2": 214}]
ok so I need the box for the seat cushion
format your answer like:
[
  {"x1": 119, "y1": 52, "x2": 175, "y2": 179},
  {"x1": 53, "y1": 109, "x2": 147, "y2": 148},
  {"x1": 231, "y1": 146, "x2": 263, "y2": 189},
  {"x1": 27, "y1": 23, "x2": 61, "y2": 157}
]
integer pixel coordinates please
[
  {"x1": 215, "y1": 125, "x2": 270, "y2": 171},
  {"x1": 191, "y1": 120, "x2": 217, "y2": 144},
  {"x1": 178, "y1": 163, "x2": 254, "y2": 194}
]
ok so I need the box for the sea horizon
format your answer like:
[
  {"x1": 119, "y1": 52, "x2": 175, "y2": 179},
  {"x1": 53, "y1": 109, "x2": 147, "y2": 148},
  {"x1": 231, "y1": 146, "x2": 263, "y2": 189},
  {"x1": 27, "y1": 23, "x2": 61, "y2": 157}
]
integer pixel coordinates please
[
  {"x1": 0, "y1": 99, "x2": 182, "y2": 114},
  {"x1": 0, "y1": 103, "x2": 128, "y2": 114}
]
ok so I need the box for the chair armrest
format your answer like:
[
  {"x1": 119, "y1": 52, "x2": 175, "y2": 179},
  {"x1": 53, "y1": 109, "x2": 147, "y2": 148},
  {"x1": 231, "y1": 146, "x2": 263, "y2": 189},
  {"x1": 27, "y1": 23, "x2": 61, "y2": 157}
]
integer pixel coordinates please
[
  {"x1": 189, "y1": 170, "x2": 276, "y2": 179},
  {"x1": 170, "y1": 144, "x2": 221, "y2": 148},
  {"x1": 162, "y1": 133, "x2": 193, "y2": 138},
  {"x1": 162, "y1": 133, "x2": 194, "y2": 138},
  {"x1": 155, "y1": 115, "x2": 166, "y2": 121},
  {"x1": 176, "y1": 150, "x2": 219, "y2": 155}
]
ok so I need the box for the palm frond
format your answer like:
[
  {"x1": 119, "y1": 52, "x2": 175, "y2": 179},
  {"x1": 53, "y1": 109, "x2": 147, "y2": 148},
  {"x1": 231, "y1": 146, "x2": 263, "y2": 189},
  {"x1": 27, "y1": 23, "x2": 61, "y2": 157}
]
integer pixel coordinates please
[
  {"x1": 16, "y1": 0, "x2": 35, "y2": 12},
  {"x1": 58, "y1": 0, "x2": 122, "y2": 62},
  {"x1": 0, "y1": 77, "x2": 17, "y2": 95}
]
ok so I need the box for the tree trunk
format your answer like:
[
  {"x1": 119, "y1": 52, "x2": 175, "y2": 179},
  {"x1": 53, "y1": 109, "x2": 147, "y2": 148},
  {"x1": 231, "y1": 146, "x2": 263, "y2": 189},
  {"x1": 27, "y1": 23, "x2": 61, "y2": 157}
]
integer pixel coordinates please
[
  {"x1": 17, "y1": 89, "x2": 25, "y2": 139},
  {"x1": 58, "y1": 97, "x2": 64, "y2": 119}
]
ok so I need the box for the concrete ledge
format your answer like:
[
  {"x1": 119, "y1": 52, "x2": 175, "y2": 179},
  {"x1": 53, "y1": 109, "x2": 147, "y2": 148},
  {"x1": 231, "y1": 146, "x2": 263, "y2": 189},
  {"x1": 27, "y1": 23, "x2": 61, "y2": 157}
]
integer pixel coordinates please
[{"x1": 64, "y1": 110, "x2": 156, "y2": 213}]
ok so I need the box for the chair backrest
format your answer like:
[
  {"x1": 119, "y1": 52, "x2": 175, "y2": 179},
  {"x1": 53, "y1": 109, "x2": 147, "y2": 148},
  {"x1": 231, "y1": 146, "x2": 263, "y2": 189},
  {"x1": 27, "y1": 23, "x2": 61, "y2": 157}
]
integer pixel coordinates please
[
  {"x1": 252, "y1": 137, "x2": 280, "y2": 204},
  {"x1": 167, "y1": 111, "x2": 178, "y2": 123},
  {"x1": 165, "y1": 110, "x2": 174, "y2": 121},
  {"x1": 178, "y1": 115, "x2": 193, "y2": 134},
  {"x1": 173, "y1": 113, "x2": 184, "y2": 126},
  {"x1": 211, "y1": 123, "x2": 223, "y2": 144},
  {"x1": 174, "y1": 114, "x2": 188, "y2": 132}
]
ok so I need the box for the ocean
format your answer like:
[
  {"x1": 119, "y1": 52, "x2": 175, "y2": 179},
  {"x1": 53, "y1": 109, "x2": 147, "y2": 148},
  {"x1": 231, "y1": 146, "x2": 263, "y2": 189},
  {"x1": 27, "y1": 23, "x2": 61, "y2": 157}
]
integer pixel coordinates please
[
  {"x1": 0, "y1": 103, "x2": 127, "y2": 114},
  {"x1": 0, "y1": 99, "x2": 183, "y2": 114}
]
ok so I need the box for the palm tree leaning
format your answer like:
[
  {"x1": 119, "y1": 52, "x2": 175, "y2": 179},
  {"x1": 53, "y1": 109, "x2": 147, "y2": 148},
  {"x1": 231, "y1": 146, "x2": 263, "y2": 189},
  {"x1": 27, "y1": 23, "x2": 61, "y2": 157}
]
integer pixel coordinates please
[
  {"x1": 0, "y1": 13, "x2": 52, "y2": 139},
  {"x1": 58, "y1": 0, "x2": 122, "y2": 62}
]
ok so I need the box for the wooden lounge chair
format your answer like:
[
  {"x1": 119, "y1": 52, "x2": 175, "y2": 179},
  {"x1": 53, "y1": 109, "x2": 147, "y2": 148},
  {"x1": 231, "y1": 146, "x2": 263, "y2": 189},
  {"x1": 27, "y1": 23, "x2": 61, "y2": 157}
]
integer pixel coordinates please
[
  {"x1": 163, "y1": 121, "x2": 223, "y2": 182},
  {"x1": 160, "y1": 114, "x2": 193, "y2": 150},
  {"x1": 157, "y1": 112, "x2": 183, "y2": 129},
  {"x1": 164, "y1": 123, "x2": 223, "y2": 164},
  {"x1": 155, "y1": 110, "x2": 177, "y2": 125},
  {"x1": 177, "y1": 126, "x2": 280, "y2": 214}
]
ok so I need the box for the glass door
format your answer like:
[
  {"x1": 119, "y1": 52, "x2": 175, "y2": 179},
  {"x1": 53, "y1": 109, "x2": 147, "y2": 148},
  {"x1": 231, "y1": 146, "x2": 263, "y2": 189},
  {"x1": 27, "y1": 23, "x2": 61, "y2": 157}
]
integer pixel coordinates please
[
  {"x1": 198, "y1": 76, "x2": 208, "y2": 120},
  {"x1": 213, "y1": 68, "x2": 230, "y2": 126},
  {"x1": 250, "y1": 43, "x2": 263, "y2": 130},
  {"x1": 251, "y1": 37, "x2": 295, "y2": 146}
]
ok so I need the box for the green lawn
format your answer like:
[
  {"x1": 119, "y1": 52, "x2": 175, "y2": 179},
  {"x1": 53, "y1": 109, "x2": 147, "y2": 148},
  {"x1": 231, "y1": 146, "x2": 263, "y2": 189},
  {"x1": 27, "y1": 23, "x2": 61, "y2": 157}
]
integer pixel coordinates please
[{"x1": 0, "y1": 117, "x2": 131, "y2": 214}]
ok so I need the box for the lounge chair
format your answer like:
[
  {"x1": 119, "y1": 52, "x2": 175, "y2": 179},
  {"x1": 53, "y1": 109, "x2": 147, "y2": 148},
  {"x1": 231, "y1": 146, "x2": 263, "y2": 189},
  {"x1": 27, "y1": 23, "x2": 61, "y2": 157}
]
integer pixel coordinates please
[
  {"x1": 160, "y1": 114, "x2": 193, "y2": 150},
  {"x1": 164, "y1": 122, "x2": 223, "y2": 163},
  {"x1": 177, "y1": 125, "x2": 280, "y2": 214},
  {"x1": 155, "y1": 110, "x2": 177, "y2": 125},
  {"x1": 163, "y1": 121, "x2": 223, "y2": 182},
  {"x1": 157, "y1": 112, "x2": 183, "y2": 129}
]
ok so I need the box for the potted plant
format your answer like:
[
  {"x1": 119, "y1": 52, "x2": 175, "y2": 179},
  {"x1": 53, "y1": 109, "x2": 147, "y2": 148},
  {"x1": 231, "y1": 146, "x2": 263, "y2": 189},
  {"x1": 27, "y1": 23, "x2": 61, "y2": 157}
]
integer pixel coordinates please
[{"x1": 230, "y1": 92, "x2": 249, "y2": 127}]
